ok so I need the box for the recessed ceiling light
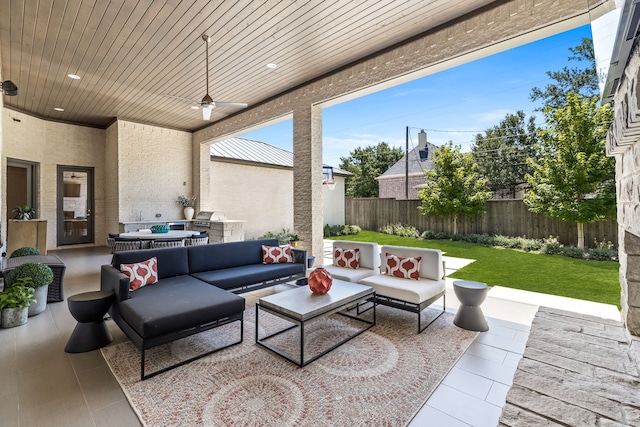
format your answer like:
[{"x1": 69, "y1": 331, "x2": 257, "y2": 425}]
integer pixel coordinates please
[
  {"x1": 54, "y1": 107, "x2": 64, "y2": 111},
  {"x1": 68, "y1": 74, "x2": 81, "y2": 80},
  {"x1": 266, "y1": 63, "x2": 277, "y2": 69},
  {"x1": 191, "y1": 105, "x2": 200, "y2": 110}
]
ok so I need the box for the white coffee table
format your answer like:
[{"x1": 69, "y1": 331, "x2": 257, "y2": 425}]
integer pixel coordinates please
[{"x1": 256, "y1": 279, "x2": 375, "y2": 367}]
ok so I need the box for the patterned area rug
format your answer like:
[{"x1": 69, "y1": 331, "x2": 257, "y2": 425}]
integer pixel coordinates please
[{"x1": 102, "y1": 304, "x2": 477, "y2": 427}]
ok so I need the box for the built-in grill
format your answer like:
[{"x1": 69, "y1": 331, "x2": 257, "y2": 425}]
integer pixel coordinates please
[{"x1": 192, "y1": 210, "x2": 226, "y2": 230}]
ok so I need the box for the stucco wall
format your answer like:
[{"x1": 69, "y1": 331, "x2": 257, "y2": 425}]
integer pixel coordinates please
[
  {"x1": 323, "y1": 177, "x2": 346, "y2": 225},
  {"x1": 2, "y1": 109, "x2": 105, "y2": 250},
  {"x1": 115, "y1": 120, "x2": 193, "y2": 224},
  {"x1": 210, "y1": 161, "x2": 293, "y2": 240}
]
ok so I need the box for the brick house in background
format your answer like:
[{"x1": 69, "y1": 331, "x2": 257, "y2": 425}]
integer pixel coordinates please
[{"x1": 376, "y1": 130, "x2": 438, "y2": 200}]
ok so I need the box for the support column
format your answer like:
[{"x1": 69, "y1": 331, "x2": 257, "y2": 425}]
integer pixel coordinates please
[
  {"x1": 293, "y1": 104, "x2": 323, "y2": 262},
  {"x1": 194, "y1": 139, "x2": 211, "y2": 212}
]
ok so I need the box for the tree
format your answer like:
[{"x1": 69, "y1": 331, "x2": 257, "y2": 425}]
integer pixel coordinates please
[
  {"x1": 472, "y1": 111, "x2": 539, "y2": 197},
  {"x1": 339, "y1": 142, "x2": 404, "y2": 197},
  {"x1": 530, "y1": 37, "x2": 599, "y2": 109},
  {"x1": 418, "y1": 142, "x2": 491, "y2": 234},
  {"x1": 524, "y1": 92, "x2": 615, "y2": 248}
]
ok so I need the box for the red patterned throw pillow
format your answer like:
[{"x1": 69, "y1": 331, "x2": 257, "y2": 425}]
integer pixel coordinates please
[
  {"x1": 385, "y1": 253, "x2": 421, "y2": 280},
  {"x1": 262, "y1": 245, "x2": 293, "y2": 264},
  {"x1": 333, "y1": 247, "x2": 360, "y2": 269},
  {"x1": 120, "y1": 257, "x2": 159, "y2": 291}
]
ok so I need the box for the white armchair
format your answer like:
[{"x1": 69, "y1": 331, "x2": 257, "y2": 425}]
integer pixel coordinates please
[{"x1": 359, "y1": 245, "x2": 446, "y2": 333}]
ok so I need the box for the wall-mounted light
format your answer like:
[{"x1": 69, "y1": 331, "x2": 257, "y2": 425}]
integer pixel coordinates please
[{"x1": 0, "y1": 80, "x2": 18, "y2": 96}]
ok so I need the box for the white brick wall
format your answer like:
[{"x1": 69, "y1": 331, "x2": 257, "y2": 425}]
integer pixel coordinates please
[
  {"x1": 2, "y1": 110, "x2": 105, "y2": 250},
  {"x1": 114, "y1": 120, "x2": 193, "y2": 224}
]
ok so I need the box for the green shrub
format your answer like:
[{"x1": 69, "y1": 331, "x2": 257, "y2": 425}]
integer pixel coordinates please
[
  {"x1": 420, "y1": 230, "x2": 452, "y2": 240},
  {"x1": 380, "y1": 223, "x2": 420, "y2": 238},
  {"x1": 5, "y1": 262, "x2": 54, "y2": 289},
  {"x1": 10, "y1": 247, "x2": 41, "y2": 258},
  {"x1": 324, "y1": 224, "x2": 361, "y2": 237},
  {"x1": 492, "y1": 235, "x2": 512, "y2": 248},
  {"x1": 542, "y1": 236, "x2": 564, "y2": 255},
  {"x1": 521, "y1": 238, "x2": 544, "y2": 252},
  {"x1": 588, "y1": 247, "x2": 618, "y2": 261},
  {"x1": 561, "y1": 246, "x2": 586, "y2": 259}
]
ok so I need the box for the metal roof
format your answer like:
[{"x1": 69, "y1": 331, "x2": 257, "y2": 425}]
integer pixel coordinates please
[{"x1": 210, "y1": 137, "x2": 351, "y2": 175}]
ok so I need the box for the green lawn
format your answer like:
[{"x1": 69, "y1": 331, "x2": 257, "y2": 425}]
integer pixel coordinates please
[{"x1": 329, "y1": 230, "x2": 621, "y2": 308}]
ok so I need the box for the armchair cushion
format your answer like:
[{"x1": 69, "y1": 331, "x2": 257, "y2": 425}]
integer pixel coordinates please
[{"x1": 385, "y1": 253, "x2": 421, "y2": 280}]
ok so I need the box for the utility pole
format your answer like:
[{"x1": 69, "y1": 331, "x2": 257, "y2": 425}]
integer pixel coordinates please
[{"x1": 405, "y1": 126, "x2": 409, "y2": 200}]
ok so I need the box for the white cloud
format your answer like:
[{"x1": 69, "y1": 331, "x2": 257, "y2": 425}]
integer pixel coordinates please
[{"x1": 472, "y1": 109, "x2": 514, "y2": 123}]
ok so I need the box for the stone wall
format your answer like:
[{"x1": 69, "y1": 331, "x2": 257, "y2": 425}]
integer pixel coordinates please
[{"x1": 607, "y1": 41, "x2": 640, "y2": 336}]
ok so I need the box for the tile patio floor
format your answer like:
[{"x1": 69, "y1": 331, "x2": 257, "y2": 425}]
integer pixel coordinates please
[{"x1": 0, "y1": 241, "x2": 623, "y2": 426}]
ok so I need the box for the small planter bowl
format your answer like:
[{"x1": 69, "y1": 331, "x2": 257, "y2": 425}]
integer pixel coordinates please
[{"x1": 150, "y1": 225, "x2": 170, "y2": 234}]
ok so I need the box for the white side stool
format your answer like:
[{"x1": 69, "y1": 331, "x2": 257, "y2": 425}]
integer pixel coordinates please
[{"x1": 453, "y1": 280, "x2": 489, "y2": 332}]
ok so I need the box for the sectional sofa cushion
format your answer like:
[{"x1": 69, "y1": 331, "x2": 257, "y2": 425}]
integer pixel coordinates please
[
  {"x1": 118, "y1": 275, "x2": 245, "y2": 339},
  {"x1": 191, "y1": 262, "x2": 303, "y2": 291},
  {"x1": 187, "y1": 239, "x2": 279, "y2": 273}
]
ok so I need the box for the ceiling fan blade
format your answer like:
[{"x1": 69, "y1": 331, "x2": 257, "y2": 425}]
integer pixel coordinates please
[{"x1": 213, "y1": 102, "x2": 248, "y2": 108}]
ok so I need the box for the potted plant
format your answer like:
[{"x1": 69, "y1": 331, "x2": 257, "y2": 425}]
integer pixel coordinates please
[
  {"x1": 288, "y1": 232, "x2": 301, "y2": 248},
  {"x1": 0, "y1": 280, "x2": 36, "y2": 328},
  {"x1": 176, "y1": 195, "x2": 197, "y2": 220},
  {"x1": 13, "y1": 205, "x2": 36, "y2": 220},
  {"x1": 10, "y1": 246, "x2": 41, "y2": 258},
  {"x1": 5, "y1": 262, "x2": 53, "y2": 316}
]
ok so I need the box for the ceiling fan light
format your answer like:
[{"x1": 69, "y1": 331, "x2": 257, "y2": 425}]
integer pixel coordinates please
[{"x1": 202, "y1": 106, "x2": 212, "y2": 120}]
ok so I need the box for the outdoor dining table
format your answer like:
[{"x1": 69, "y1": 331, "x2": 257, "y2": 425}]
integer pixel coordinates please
[{"x1": 118, "y1": 230, "x2": 201, "y2": 239}]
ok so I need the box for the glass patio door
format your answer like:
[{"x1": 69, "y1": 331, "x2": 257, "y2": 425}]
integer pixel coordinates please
[{"x1": 57, "y1": 166, "x2": 94, "y2": 245}]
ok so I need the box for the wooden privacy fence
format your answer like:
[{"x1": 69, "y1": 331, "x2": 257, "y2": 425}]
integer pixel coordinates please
[{"x1": 345, "y1": 198, "x2": 619, "y2": 248}]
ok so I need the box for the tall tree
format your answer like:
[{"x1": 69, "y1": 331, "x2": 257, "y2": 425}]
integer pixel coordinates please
[
  {"x1": 524, "y1": 92, "x2": 615, "y2": 248},
  {"x1": 339, "y1": 142, "x2": 404, "y2": 198},
  {"x1": 530, "y1": 37, "x2": 599, "y2": 109},
  {"x1": 418, "y1": 142, "x2": 491, "y2": 234},
  {"x1": 472, "y1": 111, "x2": 539, "y2": 197}
]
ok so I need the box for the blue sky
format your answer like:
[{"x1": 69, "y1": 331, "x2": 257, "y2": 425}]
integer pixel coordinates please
[{"x1": 241, "y1": 24, "x2": 594, "y2": 168}]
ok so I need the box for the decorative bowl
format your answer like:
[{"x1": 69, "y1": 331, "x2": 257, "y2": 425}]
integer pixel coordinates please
[{"x1": 150, "y1": 224, "x2": 170, "y2": 234}]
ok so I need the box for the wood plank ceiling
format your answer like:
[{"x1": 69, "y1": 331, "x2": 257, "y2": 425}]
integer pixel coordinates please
[{"x1": 0, "y1": 0, "x2": 497, "y2": 132}]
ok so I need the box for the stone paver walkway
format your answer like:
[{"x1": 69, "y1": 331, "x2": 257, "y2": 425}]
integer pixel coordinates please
[{"x1": 499, "y1": 307, "x2": 640, "y2": 427}]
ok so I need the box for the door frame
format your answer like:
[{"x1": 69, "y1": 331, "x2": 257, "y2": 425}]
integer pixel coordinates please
[
  {"x1": 6, "y1": 158, "x2": 39, "y2": 218},
  {"x1": 57, "y1": 165, "x2": 95, "y2": 245}
]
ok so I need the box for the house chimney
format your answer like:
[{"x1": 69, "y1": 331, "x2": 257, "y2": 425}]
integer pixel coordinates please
[
  {"x1": 418, "y1": 129, "x2": 428, "y2": 160},
  {"x1": 418, "y1": 129, "x2": 427, "y2": 149}
]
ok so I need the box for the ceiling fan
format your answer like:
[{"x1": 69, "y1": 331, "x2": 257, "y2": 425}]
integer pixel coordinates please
[{"x1": 195, "y1": 35, "x2": 247, "y2": 120}]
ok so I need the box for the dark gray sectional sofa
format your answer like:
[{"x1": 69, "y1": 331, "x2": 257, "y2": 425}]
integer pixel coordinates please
[{"x1": 100, "y1": 239, "x2": 306, "y2": 379}]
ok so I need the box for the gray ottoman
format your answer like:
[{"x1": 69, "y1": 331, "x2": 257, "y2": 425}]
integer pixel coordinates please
[{"x1": 453, "y1": 280, "x2": 489, "y2": 332}]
